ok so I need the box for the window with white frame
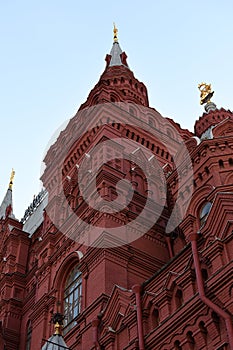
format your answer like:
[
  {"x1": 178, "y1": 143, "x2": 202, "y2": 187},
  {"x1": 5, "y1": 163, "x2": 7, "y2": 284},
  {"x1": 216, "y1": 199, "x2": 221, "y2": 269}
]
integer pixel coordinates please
[{"x1": 63, "y1": 265, "x2": 82, "y2": 334}]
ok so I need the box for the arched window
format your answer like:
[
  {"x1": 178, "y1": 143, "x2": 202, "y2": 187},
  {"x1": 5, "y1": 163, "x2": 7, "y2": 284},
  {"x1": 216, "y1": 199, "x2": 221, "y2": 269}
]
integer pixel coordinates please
[
  {"x1": 219, "y1": 159, "x2": 224, "y2": 168},
  {"x1": 175, "y1": 289, "x2": 183, "y2": 309},
  {"x1": 151, "y1": 308, "x2": 160, "y2": 328},
  {"x1": 199, "y1": 321, "x2": 207, "y2": 343},
  {"x1": 201, "y1": 268, "x2": 208, "y2": 281},
  {"x1": 186, "y1": 331, "x2": 195, "y2": 349},
  {"x1": 174, "y1": 340, "x2": 182, "y2": 349},
  {"x1": 200, "y1": 202, "x2": 212, "y2": 226},
  {"x1": 26, "y1": 321, "x2": 32, "y2": 350},
  {"x1": 211, "y1": 311, "x2": 220, "y2": 334},
  {"x1": 63, "y1": 265, "x2": 82, "y2": 334}
]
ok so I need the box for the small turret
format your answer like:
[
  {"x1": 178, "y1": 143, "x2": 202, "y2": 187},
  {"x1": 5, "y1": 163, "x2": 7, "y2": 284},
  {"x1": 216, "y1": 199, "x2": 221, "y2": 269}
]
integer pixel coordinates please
[
  {"x1": 41, "y1": 313, "x2": 69, "y2": 350},
  {"x1": 195, "y1": 83, "x2": 233, "y2": 138}
]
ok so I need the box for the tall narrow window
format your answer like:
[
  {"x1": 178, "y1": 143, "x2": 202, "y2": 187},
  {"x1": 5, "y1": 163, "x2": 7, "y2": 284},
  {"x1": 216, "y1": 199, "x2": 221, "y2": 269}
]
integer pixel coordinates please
[
  {"x1": 174, "y1": 340, "x2": 182, "y2": 349},
  {"x1": 63, "y1": 265, "x2": 82, "y2": 334},
  {"x1": 26, "y1": 321, "x2": 32, "y2": 350},
  {"x1": 186, "y1": 331, "x2": 195, "y2": 349},
  {"x1": 152, "y1": 308, "x2": 160, "y2": 328},
  {"x1": 175, "y1": 289, "x2": 183, "y2": 309}
]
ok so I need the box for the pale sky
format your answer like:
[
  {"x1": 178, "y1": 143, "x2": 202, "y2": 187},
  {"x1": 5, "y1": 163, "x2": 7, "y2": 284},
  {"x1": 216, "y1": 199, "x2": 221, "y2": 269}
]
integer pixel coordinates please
[{"x1": 0, "y1": 0, "x2": 232, "y2": 219}]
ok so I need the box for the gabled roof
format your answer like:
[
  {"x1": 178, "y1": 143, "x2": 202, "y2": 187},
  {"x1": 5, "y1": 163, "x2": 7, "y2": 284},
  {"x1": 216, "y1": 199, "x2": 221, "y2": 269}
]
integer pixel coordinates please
[
  {"x1": 201, "y1": 191, "x2": 233, "y2": 242},
  {"x1": 102, "y1": 285, "x2": 133, "y2": 332}
]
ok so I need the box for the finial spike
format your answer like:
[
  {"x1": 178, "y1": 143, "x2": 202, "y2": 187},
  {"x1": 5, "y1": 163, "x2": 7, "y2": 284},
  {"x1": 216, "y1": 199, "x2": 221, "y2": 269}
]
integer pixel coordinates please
[
  {"x1": 51, "y1": 312, "x2": 64, "y2": 335},
  {"x1": 54, "y1": 322, "x2": 61, "y2": 335},
  {"x1": 9, "y1": 169, "x2": 15, "y2": 190},
  {"x1": 113, "y1": 22, "x2": 118, "y2": 43}
]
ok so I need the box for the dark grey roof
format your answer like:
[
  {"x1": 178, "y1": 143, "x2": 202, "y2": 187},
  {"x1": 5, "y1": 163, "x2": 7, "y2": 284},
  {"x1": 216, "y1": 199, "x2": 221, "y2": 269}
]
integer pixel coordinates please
[
  {"x1": 23, "y1": 191, "x2": 48, "y2": 236},
  {"x1": 0, "y1": 189, "x2": 15, "y2": 219},
  {"x1": 41, "y1": 335, "x2": 69, "y2": 350},
  {"x1": 109, "y1": 41, "x2": 128, "y2": 68}
]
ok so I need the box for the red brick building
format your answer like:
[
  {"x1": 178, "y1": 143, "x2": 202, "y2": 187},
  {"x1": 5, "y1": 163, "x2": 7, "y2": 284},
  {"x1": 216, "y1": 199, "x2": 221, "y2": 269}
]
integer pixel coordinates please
[{"x1": 0, "y1": 29, "x2": 233, "y2": 350}]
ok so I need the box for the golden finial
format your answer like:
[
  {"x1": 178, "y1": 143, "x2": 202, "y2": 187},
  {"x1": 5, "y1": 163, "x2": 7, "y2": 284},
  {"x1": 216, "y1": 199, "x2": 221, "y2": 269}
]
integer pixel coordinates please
[
  {"x1": 9, "y1": 169, "x2": 15, "y2": 190},
  {"x1": 54, "y1": 321, "x2": 61, "y2": 335},
  {"x1": 198, "y1": 82, "x2": 214, "y2": 105},
  {"x1": 113, "y1": 22, "x2": 118, "y2": 43},
  {"x1": 51, "y1": 313, "x2": 64, "y2": 335}
]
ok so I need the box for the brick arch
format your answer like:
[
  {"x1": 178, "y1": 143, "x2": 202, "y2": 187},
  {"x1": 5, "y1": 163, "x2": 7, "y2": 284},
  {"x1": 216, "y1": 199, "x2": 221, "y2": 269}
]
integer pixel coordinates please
[
  {"x1": 110, "y1": 92, "x2": 121, "y2": 102},
  {"x1": 147, "y1": 113, "x2": 157, "y2": 128},
  {"x1": 169, "y1": 333, "x2": 183, "y2": 349},
  {"x1": 187, "y1": 184, "x2": 213, "y2": 219},
  {"x1": 229, "y1": 284, "x2": 233, "y2": 298},
  {"x1": 174, "y1": 287, "x2": 184, "y2": 310},
  {"x1": 224, "y1": 172, "x2": 233, "y2": 185},
  {"x1": 128, "y1": 104, "x2": 138, "y2": 117},
  {"x1": 144, "y1": 299, "x2": 160, "y2": 331}
]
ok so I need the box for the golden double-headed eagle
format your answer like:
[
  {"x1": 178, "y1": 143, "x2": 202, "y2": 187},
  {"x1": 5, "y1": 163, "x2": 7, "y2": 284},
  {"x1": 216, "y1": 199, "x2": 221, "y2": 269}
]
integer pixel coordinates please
[{"x1": 198, "y1": 82, "x2": 214, "y2": 105}]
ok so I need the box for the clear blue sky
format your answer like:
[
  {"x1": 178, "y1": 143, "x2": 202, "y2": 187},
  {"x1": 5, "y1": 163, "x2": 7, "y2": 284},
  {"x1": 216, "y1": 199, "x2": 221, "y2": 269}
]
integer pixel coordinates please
[{"x1": 0, "y1": 0, "x2": 232, "y2": 219}]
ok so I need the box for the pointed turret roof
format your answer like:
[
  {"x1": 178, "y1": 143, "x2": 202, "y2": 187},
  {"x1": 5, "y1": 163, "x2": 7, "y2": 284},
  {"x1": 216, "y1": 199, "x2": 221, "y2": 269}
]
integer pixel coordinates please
[
  {"x1": 41, "y1": 335, "x2": 69, "y2": 350},
  {"x1": 41, "y1": 313, "x2": 69, "y2": 350},
  {"x1": 79, "y1": 25, "x2": 149, "y2": 110},
  {"x1": 109, "y1": 23, "x2": 128, "y2": 67},
  {"x1": 109, "y1": 41, "x2": 128, "y2": 67},
  {"x1": 0, "y1": 169, "x2": 15, "y2": 219}
]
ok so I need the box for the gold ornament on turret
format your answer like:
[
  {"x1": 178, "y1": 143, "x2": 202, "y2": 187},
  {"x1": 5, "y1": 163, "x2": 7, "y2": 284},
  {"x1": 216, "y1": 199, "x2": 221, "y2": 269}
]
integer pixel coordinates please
[
  {"x1": 54, "y1": 321, "x2": 62, "y2": 335},
  {"x1": 198, "y1": 82, "x2": 214, "y2": 105},
  {"x1": 113, "y1": 22, "x2": 118, "y2": 43},
  {"x1": 9, "y1": 169, "x2": 15, "y2": 190}
]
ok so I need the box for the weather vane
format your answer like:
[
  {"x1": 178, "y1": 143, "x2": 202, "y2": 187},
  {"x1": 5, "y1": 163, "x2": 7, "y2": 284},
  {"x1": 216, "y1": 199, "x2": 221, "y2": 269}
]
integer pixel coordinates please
[
  {"x1": 113, "y1": 22, "x2": 118, "y2": 43},
  {"x1": 198, "y1": 82, "x2": 214, "y2": 105},
  {"x1": 9, "y1": 169, "x2": 15, "y2": 190}
]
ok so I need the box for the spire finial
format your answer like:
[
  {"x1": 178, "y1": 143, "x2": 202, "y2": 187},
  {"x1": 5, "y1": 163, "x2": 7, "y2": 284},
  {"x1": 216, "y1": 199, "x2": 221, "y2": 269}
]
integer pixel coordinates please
[
  {"x1": 198, "y1": 82, "x2": 214, "y2": 105},
  {"x1": 54, "y1": 322, "x2": 61, "y2": 335},
  {"x1": 9, "y1": 169, "x2": 15, "y2": 190},
  {"x1": 113, "y1": 22, "x2": 118, "y2": 43},
  {"x1": 51, "y1": 312, "x2": 64, "y2": 336}
]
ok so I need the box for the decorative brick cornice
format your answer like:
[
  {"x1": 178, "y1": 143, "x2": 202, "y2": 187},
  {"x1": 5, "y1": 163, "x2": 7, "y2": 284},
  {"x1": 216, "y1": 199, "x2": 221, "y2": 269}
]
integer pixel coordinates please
[{"x1": 195, "y1": 108, "x2": 233, "y2": 137}]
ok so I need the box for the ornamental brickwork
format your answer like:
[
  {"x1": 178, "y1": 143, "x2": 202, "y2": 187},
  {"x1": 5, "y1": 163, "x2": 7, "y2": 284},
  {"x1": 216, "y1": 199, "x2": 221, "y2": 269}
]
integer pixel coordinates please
[{"x1": 0, "y1": 33, "x2": 233, "y2": 350}]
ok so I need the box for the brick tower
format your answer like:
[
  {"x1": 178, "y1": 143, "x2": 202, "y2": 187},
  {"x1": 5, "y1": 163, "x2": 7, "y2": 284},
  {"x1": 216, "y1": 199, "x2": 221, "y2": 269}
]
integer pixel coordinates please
[{"x1": 0, "y1": 28, "x2": 233, "y2": 350}]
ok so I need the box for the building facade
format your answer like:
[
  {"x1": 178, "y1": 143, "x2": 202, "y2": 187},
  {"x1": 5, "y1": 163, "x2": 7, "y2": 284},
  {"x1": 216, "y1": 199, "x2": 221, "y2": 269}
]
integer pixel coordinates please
[{"x1": 0, "y1": 29, "x2": 233, "y2": 350}]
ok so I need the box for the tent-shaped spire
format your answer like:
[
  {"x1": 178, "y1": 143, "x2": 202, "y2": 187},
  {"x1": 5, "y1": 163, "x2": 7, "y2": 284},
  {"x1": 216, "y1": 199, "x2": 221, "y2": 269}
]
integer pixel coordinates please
[
  {"x1": 41, "y1": 313, "x2": 69, "y2": 350},
  {"x1": 0, "y1": 169, "x2": 15, "y2": 219},
  {"x1": 108, "y1": 24, "x2": 129, "y2": 68},
  {"x1": 79, "y1": 25, "x2": 149, "y2": 110}
]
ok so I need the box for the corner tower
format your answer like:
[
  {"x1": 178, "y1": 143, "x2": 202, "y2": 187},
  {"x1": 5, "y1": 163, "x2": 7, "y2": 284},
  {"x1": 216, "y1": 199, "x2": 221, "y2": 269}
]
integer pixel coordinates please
[{"x1": 40, "y1": 27, "x2": 190, "y2": 349}]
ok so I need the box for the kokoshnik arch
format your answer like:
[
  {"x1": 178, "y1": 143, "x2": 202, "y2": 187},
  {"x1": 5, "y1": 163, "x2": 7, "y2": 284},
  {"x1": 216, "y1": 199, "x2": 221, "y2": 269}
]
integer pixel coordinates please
[{"x1": 0, "y1": 26, "x2": 233, "y2": 350}]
